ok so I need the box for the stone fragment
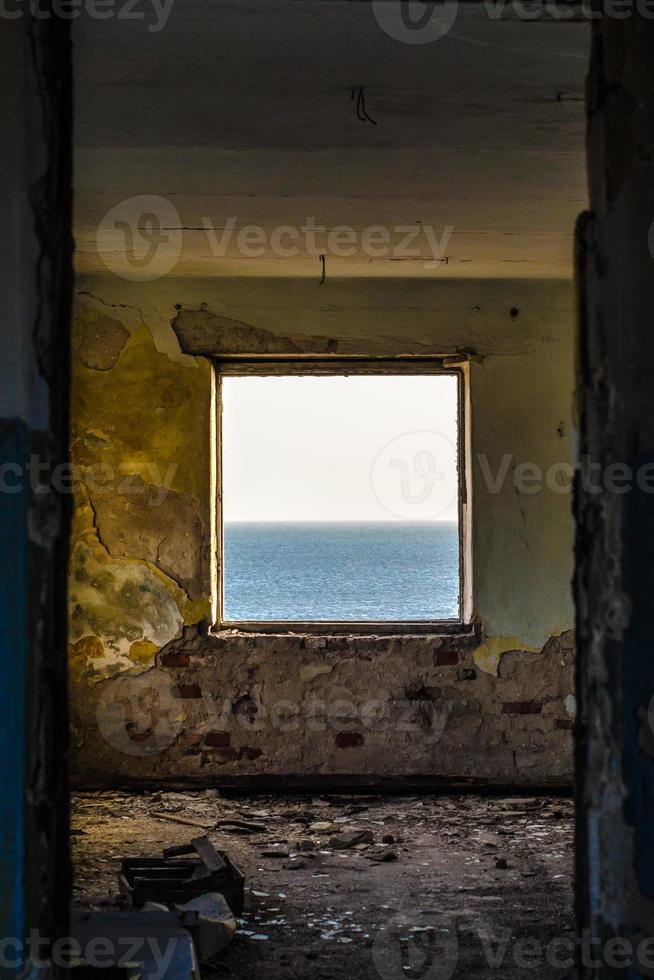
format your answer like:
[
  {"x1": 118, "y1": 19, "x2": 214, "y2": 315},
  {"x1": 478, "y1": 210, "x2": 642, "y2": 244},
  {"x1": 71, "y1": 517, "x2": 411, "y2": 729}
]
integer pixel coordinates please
[
  {"x1": 172, "y1": 892, "x2": 237, "y2": 963},
  {"x1": 300, "y1": 664, "x2": 333, "y2": 683},
  {"x1": 365, "y1": 849, "x2": 398, "y2": 863},
  {"x1": 329, "y1": 830, "x2": 374, "y2": 850}
]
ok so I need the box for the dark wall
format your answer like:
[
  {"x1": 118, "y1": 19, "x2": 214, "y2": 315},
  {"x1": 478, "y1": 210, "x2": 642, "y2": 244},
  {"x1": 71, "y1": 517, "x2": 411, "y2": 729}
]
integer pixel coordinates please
[
  {"x1": 576, "y1": 12, "x2": 654, "y2": 977},
  {"x1": 0, "y1": 13, "x2": 72, "y2": 971}
]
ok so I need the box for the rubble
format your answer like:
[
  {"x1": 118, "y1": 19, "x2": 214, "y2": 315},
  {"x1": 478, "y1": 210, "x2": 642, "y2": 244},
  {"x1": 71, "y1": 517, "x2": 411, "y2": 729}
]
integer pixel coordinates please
[
  {"x1": 120, "y1": 837, "x2": 244, "y2": 915},
  {"x1": 71, "y1": 791, "x2": 574, "y2": 979},
  {"x1": 171, "y1": 893, "x2": 237, "y2": 962},
  {"x1": 329, "y1": 830, "x2": 375, "y2": 850}
]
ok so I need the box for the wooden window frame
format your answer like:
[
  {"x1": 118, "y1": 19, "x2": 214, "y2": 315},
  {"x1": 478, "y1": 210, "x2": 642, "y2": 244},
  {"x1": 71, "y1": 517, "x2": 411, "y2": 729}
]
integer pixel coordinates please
[{"x1": 211, "y1": 357, "x2": 473, "y2": 636}]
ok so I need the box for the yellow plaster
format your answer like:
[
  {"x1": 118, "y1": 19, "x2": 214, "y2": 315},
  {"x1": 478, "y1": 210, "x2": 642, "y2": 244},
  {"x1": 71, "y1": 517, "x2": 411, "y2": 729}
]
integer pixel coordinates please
[{"x1": 473, "y1": 635, "x2": 540, "y2": 676}]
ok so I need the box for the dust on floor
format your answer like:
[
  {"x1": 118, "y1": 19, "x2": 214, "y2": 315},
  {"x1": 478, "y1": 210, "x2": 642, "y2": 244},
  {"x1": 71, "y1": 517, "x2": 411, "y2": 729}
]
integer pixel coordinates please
[{"x1": 72, "y1": 792, "x2": 574, "y2": 979}]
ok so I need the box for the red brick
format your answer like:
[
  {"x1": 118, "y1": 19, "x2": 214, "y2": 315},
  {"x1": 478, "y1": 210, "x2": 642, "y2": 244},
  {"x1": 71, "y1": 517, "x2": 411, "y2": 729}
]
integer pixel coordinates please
[
  {"x1": 174, "y1": 683, "x2": 202, "y2": 699},
  {"x1": 242, "y1": 746, "x2": 263, "y2": 760},
  {"x1": 127, "y1": 729, "x2": 152, "y2": 743},
  {"x1": 160, "y1": 652, "x2": 190, "y2": 668},
  {"x1": 435, "y1": 650, "x2": 458, "y2": 666},
  {"x1": 556, "y1": 718, "x2": 574, "y2": 730},
  {"x1": 179, "y1": 732, "x2": 202, "y2": 747},
  {"x1": 335, "y1": 731, "x2": 364, "y2": 748},
  {"x1": 204, "y1": 731, "x2": 230, "y2": 748},
  {"x1": 502, "y1": 701, "x2": 543, "y2": 715}
]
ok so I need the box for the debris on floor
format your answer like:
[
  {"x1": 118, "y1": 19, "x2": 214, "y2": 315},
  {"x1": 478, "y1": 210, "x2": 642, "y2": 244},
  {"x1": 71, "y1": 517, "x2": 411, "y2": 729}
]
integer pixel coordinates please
[
  {"x1": 72, "y1": 791, "x2": 574, "y2": 979},
  {"x1": 144, "y1": 893, "x2": 237, "y2": 965},
  {"x1": 120, "y1": 837, "x2": 244, "y2": 915}
]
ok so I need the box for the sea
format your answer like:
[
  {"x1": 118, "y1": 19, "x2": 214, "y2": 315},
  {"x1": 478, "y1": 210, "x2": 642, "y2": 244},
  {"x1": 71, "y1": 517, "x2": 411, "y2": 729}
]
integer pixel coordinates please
[{"x1": 223, "y1": 521, "x2": 460, "y2": 622}]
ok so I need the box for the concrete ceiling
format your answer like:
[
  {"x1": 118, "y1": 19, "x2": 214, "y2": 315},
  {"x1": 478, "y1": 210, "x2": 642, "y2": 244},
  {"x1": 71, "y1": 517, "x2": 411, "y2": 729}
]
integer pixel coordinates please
[{"x1": 74, "y1": 0, "x2": 590, "y2": 279}]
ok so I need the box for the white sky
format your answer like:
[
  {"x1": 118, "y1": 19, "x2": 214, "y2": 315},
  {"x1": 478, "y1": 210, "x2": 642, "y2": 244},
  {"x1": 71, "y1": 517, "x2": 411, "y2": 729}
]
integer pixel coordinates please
[{"x1": 221, "y1": 374, "x2": 459, "y2": 522}]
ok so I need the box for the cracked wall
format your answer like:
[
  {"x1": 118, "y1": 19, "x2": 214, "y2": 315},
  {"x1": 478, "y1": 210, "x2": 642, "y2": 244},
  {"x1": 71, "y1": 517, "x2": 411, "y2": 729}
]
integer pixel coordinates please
[
  {"x1": 70, "y1": 275, "x2": 576, "y2": 788},
  {"x1": 69, "y1": 293, "x2": 211, "y2": 690}
]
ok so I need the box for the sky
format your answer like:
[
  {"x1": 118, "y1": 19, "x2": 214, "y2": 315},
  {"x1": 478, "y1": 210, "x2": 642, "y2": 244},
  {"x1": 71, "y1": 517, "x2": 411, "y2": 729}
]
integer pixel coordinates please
[{"x1": 221, "y1": 374, "x2": 459, "y2": 522}]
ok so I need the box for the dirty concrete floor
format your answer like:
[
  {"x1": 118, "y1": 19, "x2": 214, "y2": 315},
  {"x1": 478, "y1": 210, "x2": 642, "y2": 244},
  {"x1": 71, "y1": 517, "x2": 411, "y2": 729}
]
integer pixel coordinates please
[{"x1": 72, "y1": 792, "x2": 574, "y2": 979}]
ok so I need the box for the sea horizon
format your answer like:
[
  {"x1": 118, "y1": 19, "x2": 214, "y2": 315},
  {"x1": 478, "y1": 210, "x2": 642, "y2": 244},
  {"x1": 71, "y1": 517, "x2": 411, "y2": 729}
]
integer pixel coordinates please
[
  {"x1": 223, "y1": 520, "x2": 460, "y2": 622},
  {"x1": 224, "y1": 518, "x2": 458, "y2": 524}
]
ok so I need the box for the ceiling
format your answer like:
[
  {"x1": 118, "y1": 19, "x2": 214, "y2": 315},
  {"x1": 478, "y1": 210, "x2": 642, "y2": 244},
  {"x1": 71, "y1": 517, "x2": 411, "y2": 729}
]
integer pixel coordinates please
[{"x1": 74, "y1": 0, "x2": 590, "y2": 279}]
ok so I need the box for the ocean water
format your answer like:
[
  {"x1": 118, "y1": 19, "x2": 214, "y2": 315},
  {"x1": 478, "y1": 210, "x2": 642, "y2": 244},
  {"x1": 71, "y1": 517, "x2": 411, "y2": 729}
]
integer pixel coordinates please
[{"x1": 223, "y1": 521, "x2": 460, "y2": 622}]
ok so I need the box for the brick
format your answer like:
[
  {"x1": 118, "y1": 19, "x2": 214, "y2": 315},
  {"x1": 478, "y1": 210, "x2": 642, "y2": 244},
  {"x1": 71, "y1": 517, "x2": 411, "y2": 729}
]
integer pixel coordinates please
[
  {"x1": 127, "y1": 729, "x2": 152, "y2": 743},
  {"x1": 502, "y1": 701, "x2": 543, "y2": 715},
  {"x1": 435, "y1": 650, "x2": 458, "y2": 666},
  {"x1": 173, "y1": 683, "x2": 202, "y2": 699},
  {"x1": 204, "y1": 731, "x2": 230, "y2": 748},
  {"x1": 179, "y1": 733, "x2": 202, "y2": 747},
  {"x1": 406, "y1": 682, "x2": 441, "y2": 701},
  {"x1": 242, "y1": 746, "x2": 263, "y2": 760},
  {"x1": 335, "y1": 731, "x2": 364, "y2": 748},
  {"x1": 160, "y1": 652, "x2": 190, "y2": 668},
  {"x1": 201, "y1": 749, "x2": 241, "y2": 765},
  {"x1": 556, "y1": 718, "x2": 574, "y2": 730}
]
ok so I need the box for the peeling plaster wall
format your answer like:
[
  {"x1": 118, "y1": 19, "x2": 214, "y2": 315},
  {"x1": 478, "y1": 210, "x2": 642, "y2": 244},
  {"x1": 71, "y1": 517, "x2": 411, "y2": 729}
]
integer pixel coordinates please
[
  {"x1": 70, "y1": 274, "x2": 575, "y2": 787},
  {"x1": 69, "y1": 294, "x2": 212, "y2": 689}
]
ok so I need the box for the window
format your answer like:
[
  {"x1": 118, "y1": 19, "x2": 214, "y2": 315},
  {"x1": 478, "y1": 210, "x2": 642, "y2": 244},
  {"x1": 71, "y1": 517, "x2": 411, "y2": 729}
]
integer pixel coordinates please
[{"x1": 214, "y1": 361, "x2": 470, "y2": 631}]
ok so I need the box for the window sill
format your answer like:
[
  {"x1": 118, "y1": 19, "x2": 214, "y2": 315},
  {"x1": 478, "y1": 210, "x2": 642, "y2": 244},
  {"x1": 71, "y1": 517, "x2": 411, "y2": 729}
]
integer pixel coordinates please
[{"x1": 211, "y1": 621, "x2": 477, "y2": 639}]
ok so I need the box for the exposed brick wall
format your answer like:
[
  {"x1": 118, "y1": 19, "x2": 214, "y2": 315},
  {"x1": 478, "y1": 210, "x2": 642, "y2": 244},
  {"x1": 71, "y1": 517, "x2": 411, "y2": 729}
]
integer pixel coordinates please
[{"x1": 72, "y1": 628, "x2": 575, "y2": 789}]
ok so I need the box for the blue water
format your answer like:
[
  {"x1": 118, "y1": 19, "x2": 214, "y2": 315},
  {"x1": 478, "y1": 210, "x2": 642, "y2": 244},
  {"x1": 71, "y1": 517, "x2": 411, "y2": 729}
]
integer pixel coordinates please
[{"x1": 223, "y1": 522, "x2": 460, "y2": 622}]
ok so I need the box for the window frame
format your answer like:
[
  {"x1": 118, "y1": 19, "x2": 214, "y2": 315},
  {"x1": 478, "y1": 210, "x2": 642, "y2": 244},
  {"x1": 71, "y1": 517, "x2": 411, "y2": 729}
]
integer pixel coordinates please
[{"x1": 211, "y1": 357, "x2": 472, "y2": 636}]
